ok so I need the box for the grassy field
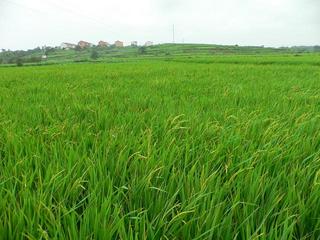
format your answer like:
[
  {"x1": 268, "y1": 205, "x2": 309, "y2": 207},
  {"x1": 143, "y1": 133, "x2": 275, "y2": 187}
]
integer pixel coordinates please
[{"x1": 0, "y1": 54, "x2": 320, "y2": 239}]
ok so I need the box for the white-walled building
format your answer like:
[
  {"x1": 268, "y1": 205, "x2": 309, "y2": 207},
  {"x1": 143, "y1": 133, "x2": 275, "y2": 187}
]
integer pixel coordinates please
[
  {"x1": 98, "y1": 41, "x2": 110, "y2": 47},
  {"x1": 60, "y1": 43, "x2": 77, "y2": 50},
  {"x1": 114, "y1": 40, "x2": 124, "y2": 47},
  {"x1": 78, "y1": 41, "x2": 93, "y2": 48},
  {"x1": 145, "y1": 41, "x2": 153, "y2": 47}
]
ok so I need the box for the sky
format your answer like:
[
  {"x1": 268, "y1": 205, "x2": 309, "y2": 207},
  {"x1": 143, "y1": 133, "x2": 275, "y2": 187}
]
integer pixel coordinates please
[{"x1": 0, "y1": 0, "x2": 319, "y2": 50}]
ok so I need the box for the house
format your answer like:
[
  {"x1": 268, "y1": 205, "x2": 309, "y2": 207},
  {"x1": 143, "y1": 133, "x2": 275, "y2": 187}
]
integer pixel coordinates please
[
  {"x1": 131, "y1": 41, "x2": 138, "y2": 47},
  {"x1": 98, "y1": 41, "x2": 110, "y2": 47},
  {"x1": 60, "y1": 42, "x2": 77, "y2": 50},
  {"x1": 78, "y1": 41, "x2": 93, "y2": 49},
  {"x1": 114, "y1": 40, "x2": 124, "y2": 48},
  {"x1": 144, "y1": 41, "x2": 153, "y2": 47},
  {"x1": 145, "y1": 41, "x2": 153, "y2": 47}
]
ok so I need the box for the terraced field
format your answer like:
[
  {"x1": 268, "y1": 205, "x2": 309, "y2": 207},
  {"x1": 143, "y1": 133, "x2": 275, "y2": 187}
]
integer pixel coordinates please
[{"x1": 0, "y1": 43, "x2": 310, "y2": 66}]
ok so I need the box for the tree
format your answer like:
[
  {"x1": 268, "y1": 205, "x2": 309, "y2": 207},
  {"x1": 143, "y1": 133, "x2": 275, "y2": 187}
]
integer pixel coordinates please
[
  {"x1": 90, "y1": 50, "x2": 99, "y2": 60},
  {"x1": 75, "y1": 45, "x2": 82, "y2": 52},
  {"x1": 138, "y1": 46, "x2": 146, "y2": 55},
  {"x1": 44, "y1": 47, "x2": 55, "y2": 56},
  {"x1": 16, "y1": 58, "x2": 23, "y2": 67},
  {"x1": 29, "y1": 56, "x2": 42, "y2": 63}
]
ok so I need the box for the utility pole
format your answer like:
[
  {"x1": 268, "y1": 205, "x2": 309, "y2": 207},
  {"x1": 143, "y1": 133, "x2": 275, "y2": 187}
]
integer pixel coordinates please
[{"x1": 173, "y1": 24, "x2": 175, "y2": 44}]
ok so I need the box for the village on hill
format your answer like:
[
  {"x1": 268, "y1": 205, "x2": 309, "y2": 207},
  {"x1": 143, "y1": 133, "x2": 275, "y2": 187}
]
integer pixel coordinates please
[{"x1": 60, "y1": 40, "x2": 154, "y2": 50}]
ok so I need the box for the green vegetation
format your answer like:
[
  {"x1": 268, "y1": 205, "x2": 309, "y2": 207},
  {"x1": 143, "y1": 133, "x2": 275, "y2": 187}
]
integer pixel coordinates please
[
  {"x1": 138, "y1": 46, "x2": 147, "y2": 55},
  {"x1": 1, "y1": 43, "x2": 320, "y2": 66},
  {"x1": 16, "y1": 58, "x2": 23, "y2": 67},
  {"x1": 0, "y1": 54, "x2": 320, "y2": 239},
  {"x1": 90, "y1": 50, "x2": 99, "y2": 60}
]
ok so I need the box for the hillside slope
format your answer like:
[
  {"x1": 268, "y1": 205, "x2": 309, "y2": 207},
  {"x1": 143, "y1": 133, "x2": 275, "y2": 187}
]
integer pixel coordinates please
[{"x1": 1, "y1": 43, "x2": 319, "y2": 66}]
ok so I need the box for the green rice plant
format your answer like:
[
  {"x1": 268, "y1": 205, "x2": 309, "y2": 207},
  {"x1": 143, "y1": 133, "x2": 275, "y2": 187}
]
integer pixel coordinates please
[{"x1": 0, "y1": 55, "x2": 320, "y2": 239}]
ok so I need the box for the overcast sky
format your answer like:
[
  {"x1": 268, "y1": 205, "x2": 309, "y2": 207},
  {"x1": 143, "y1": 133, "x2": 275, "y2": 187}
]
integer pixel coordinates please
[{"x1": 0, "y1": 0, "x2": 319, "y2": 50}]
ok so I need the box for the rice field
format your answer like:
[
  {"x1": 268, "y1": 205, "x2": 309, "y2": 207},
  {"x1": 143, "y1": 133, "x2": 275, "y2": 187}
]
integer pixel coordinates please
[{"x1": 0, "y1": 55, "x2": 320, "y2": 239}]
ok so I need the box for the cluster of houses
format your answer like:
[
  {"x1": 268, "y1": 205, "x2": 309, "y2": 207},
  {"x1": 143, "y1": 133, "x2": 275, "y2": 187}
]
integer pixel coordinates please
[{"x1": 60, "y1": 40, "x2": 153, "y2": 50}]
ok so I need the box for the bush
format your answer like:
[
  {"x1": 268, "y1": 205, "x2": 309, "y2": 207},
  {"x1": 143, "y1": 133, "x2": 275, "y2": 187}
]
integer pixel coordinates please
[
  {"x1": 16, "y1": 58, "x2": 23, "y2": 67},
  {"x1": 45, "y1": 47, "x2": 55, "y2": 55},
  {"x1": 29, "y1": 56, "x2": 42, "y2": 63},
  {"x1": 74, "y1": 59, "x2": 89, "y2": 63},
  {"x1": 138, "y1": 47, "x2": 146, "y2": 55},
  {"x1": 75, "y1": 45, "x2": 82, "y2": 52},
  {"x1": 90, "y1": 50, "x2": 99, "y2": 60}
]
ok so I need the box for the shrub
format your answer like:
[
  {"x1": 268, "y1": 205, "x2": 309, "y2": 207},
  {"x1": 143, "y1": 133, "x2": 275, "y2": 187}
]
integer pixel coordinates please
[
  {"x1": 138, "y1": 46, "x2": 146, "y2": 55},
  {"x1": 90, "y1": 50, "x2": 99, "y2": 60},
  {"x1": 16, "y1": 58, "x2": 23, "y2": 67}
]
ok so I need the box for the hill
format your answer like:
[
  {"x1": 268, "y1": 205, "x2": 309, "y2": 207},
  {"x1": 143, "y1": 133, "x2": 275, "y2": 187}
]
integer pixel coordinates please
[{"x1": 1, "y1": 43, "x2": 319, "y2": 66}]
